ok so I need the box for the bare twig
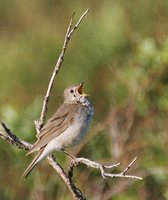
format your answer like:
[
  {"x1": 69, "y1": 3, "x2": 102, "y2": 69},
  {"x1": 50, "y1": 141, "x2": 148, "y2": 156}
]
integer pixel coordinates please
[
  {"x1": 0, "y1": 131, "x2": 29, "y2": 150},
  {"x1": 104, "y1": 157, "x2": 142, "y2": 180},
  {"x1": 68, "y1": 157, "x2": 142, "y2": 180},
  {"x1": 121, "y1": 157, "x2": 137, "y2": 175},
  {"x1": 38, "y1": 9, "x2": 89, "y2": 129}
]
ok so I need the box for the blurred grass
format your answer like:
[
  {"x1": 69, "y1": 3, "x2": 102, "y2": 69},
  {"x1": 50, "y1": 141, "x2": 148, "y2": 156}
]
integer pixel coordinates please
[{"x1": 0, "y1": 0, "x2": 168, "y2": 199}]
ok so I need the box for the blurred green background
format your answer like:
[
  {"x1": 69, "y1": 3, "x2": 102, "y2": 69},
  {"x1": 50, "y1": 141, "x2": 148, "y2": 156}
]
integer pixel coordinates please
[{"x1": 0, "y1": 0, "x2": 168, "y2": 199}]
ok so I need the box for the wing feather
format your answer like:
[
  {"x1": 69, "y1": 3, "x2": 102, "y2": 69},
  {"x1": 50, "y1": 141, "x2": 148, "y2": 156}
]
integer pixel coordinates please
[{"x1": 27, "y1": 103, "x2": 80, "y2": 155}]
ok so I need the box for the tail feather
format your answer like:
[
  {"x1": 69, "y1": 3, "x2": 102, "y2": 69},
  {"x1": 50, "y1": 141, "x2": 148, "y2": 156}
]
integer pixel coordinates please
[
  {"x1": 26, "y1": 140, "x2": 40, "y2": 156},
  {"x1": 22, "y1": 150, "x2": 43, "y2": 179}
]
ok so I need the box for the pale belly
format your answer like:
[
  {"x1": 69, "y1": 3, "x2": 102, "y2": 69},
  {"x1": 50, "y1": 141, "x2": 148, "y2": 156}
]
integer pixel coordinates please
[
  {"x1": 54, "y1": 106, "x2": 93, "y2": 149},
  {"x1": 41, "y1": 121, "x2": 89, "y2": 160},
  {"x1": 36, "y1": 105, "x2": 94, "y2": 160},
  {"x1": 59, "y1": 114, "x2": 91, "y2": 148}
]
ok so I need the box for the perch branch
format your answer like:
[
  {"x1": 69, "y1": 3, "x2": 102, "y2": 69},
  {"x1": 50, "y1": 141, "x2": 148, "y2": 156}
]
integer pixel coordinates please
[
  {"x1": 0, "y1": 131, "x2": 28, "y2": 150},
  {"x1": 38, "y1": 9, "x2": 89, "y2": 129},
  {"x1": 68, "y1": 157, "x2": 142, "y2": 180}
]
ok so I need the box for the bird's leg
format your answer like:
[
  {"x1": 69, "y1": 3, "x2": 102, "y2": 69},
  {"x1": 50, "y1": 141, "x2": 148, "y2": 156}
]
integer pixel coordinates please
[{"x1": 62, "y1": 149, "x2": 76, "y2": 159}]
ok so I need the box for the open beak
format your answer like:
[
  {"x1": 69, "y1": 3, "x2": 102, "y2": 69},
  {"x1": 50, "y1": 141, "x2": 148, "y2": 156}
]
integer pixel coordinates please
[{"x1": 77, "y1": 81, "x2": 89, "y2": 96}]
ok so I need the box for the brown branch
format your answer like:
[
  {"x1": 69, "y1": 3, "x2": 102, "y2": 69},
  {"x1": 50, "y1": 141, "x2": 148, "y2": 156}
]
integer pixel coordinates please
[
  {"x1": 0, "y1": 131, "x2": 29, "y2": 150},
  {"x1": 38, "y1": 9, "x2": 89, "y2": 129},
  {"x1": 68, "y1": 157, "x2": 142, "y2": 180}
]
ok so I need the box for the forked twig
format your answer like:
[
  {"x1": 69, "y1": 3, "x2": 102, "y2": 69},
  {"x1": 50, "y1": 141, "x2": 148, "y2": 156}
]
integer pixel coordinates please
[
  {"x1": 68, "y1": 157, "x2": 142, "y2": 180},
  {"x1": 103, "y1": 157, "x2": 142, "y2": 180}
]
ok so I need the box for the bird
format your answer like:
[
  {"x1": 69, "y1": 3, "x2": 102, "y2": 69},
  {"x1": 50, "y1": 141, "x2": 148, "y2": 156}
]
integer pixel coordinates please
[{"x1": 22, "y1": 82, "x2": 94, "y2": 178}]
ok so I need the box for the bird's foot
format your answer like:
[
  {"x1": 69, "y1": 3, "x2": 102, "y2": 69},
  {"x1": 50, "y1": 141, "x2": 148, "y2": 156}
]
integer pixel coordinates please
[{"x1": 62, "y1": 149, "x2": 76, "y2": 159}]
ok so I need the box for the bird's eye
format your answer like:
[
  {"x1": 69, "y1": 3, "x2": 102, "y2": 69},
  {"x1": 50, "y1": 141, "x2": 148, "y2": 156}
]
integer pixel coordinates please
[{"x1": 70, "y1": 89, "x2": 74, "y2": 93}]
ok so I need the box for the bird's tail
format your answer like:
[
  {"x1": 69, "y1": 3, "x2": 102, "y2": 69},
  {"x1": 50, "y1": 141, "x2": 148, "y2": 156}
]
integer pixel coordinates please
[{"x1": 22, "y1": 150, "x2": 43, "y2": 179}]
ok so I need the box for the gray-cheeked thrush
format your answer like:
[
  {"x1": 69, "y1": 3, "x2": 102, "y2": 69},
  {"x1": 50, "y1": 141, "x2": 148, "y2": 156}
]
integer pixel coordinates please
[{"x1": 22, "y1": 82, "x2": 94, "y2": 178}]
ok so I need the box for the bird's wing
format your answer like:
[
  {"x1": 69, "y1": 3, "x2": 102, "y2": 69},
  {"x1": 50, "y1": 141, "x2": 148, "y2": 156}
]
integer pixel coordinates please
[{"x1": 27, "y1": 103, "x2": 80, "y2": 155}]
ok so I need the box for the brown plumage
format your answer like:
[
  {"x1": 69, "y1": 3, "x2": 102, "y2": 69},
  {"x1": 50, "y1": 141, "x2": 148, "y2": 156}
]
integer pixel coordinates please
[
  {"x1": 27, "y1": 103, "x2": 81, "y2": 155},
  {"x1": 22, "y1": 83, "x2": 94, "y2": 178}
]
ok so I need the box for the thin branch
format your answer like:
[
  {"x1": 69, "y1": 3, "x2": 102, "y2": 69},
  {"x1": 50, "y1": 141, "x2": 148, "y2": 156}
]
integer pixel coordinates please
[
  {"x1": 0, "y1": 131, "x2": 30, "y2": 150},
  {"x1": 68, "y1": 9, "x2": 90, "y2": 35},
  {"x1": 68, "y1": 157, "x2": 142, "y2": 180},
  {"x1": 68, "y1": 157, "x2": 121, "y2": 178},
  {"x1": 121, "y1": 157, "x2": 137, "y2": 175},
  {"x1": 104, "y1": 172, "x2": 142, "y2": 180},
  {"x1": 38, "y1": 9, "x2": 89, "y2": 129}
]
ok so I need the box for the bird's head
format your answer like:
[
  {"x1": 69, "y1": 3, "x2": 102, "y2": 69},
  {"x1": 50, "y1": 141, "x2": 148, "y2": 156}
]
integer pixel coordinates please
[{"x1": 64, "y1": 81, "x2": 89, "y2": 103}]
